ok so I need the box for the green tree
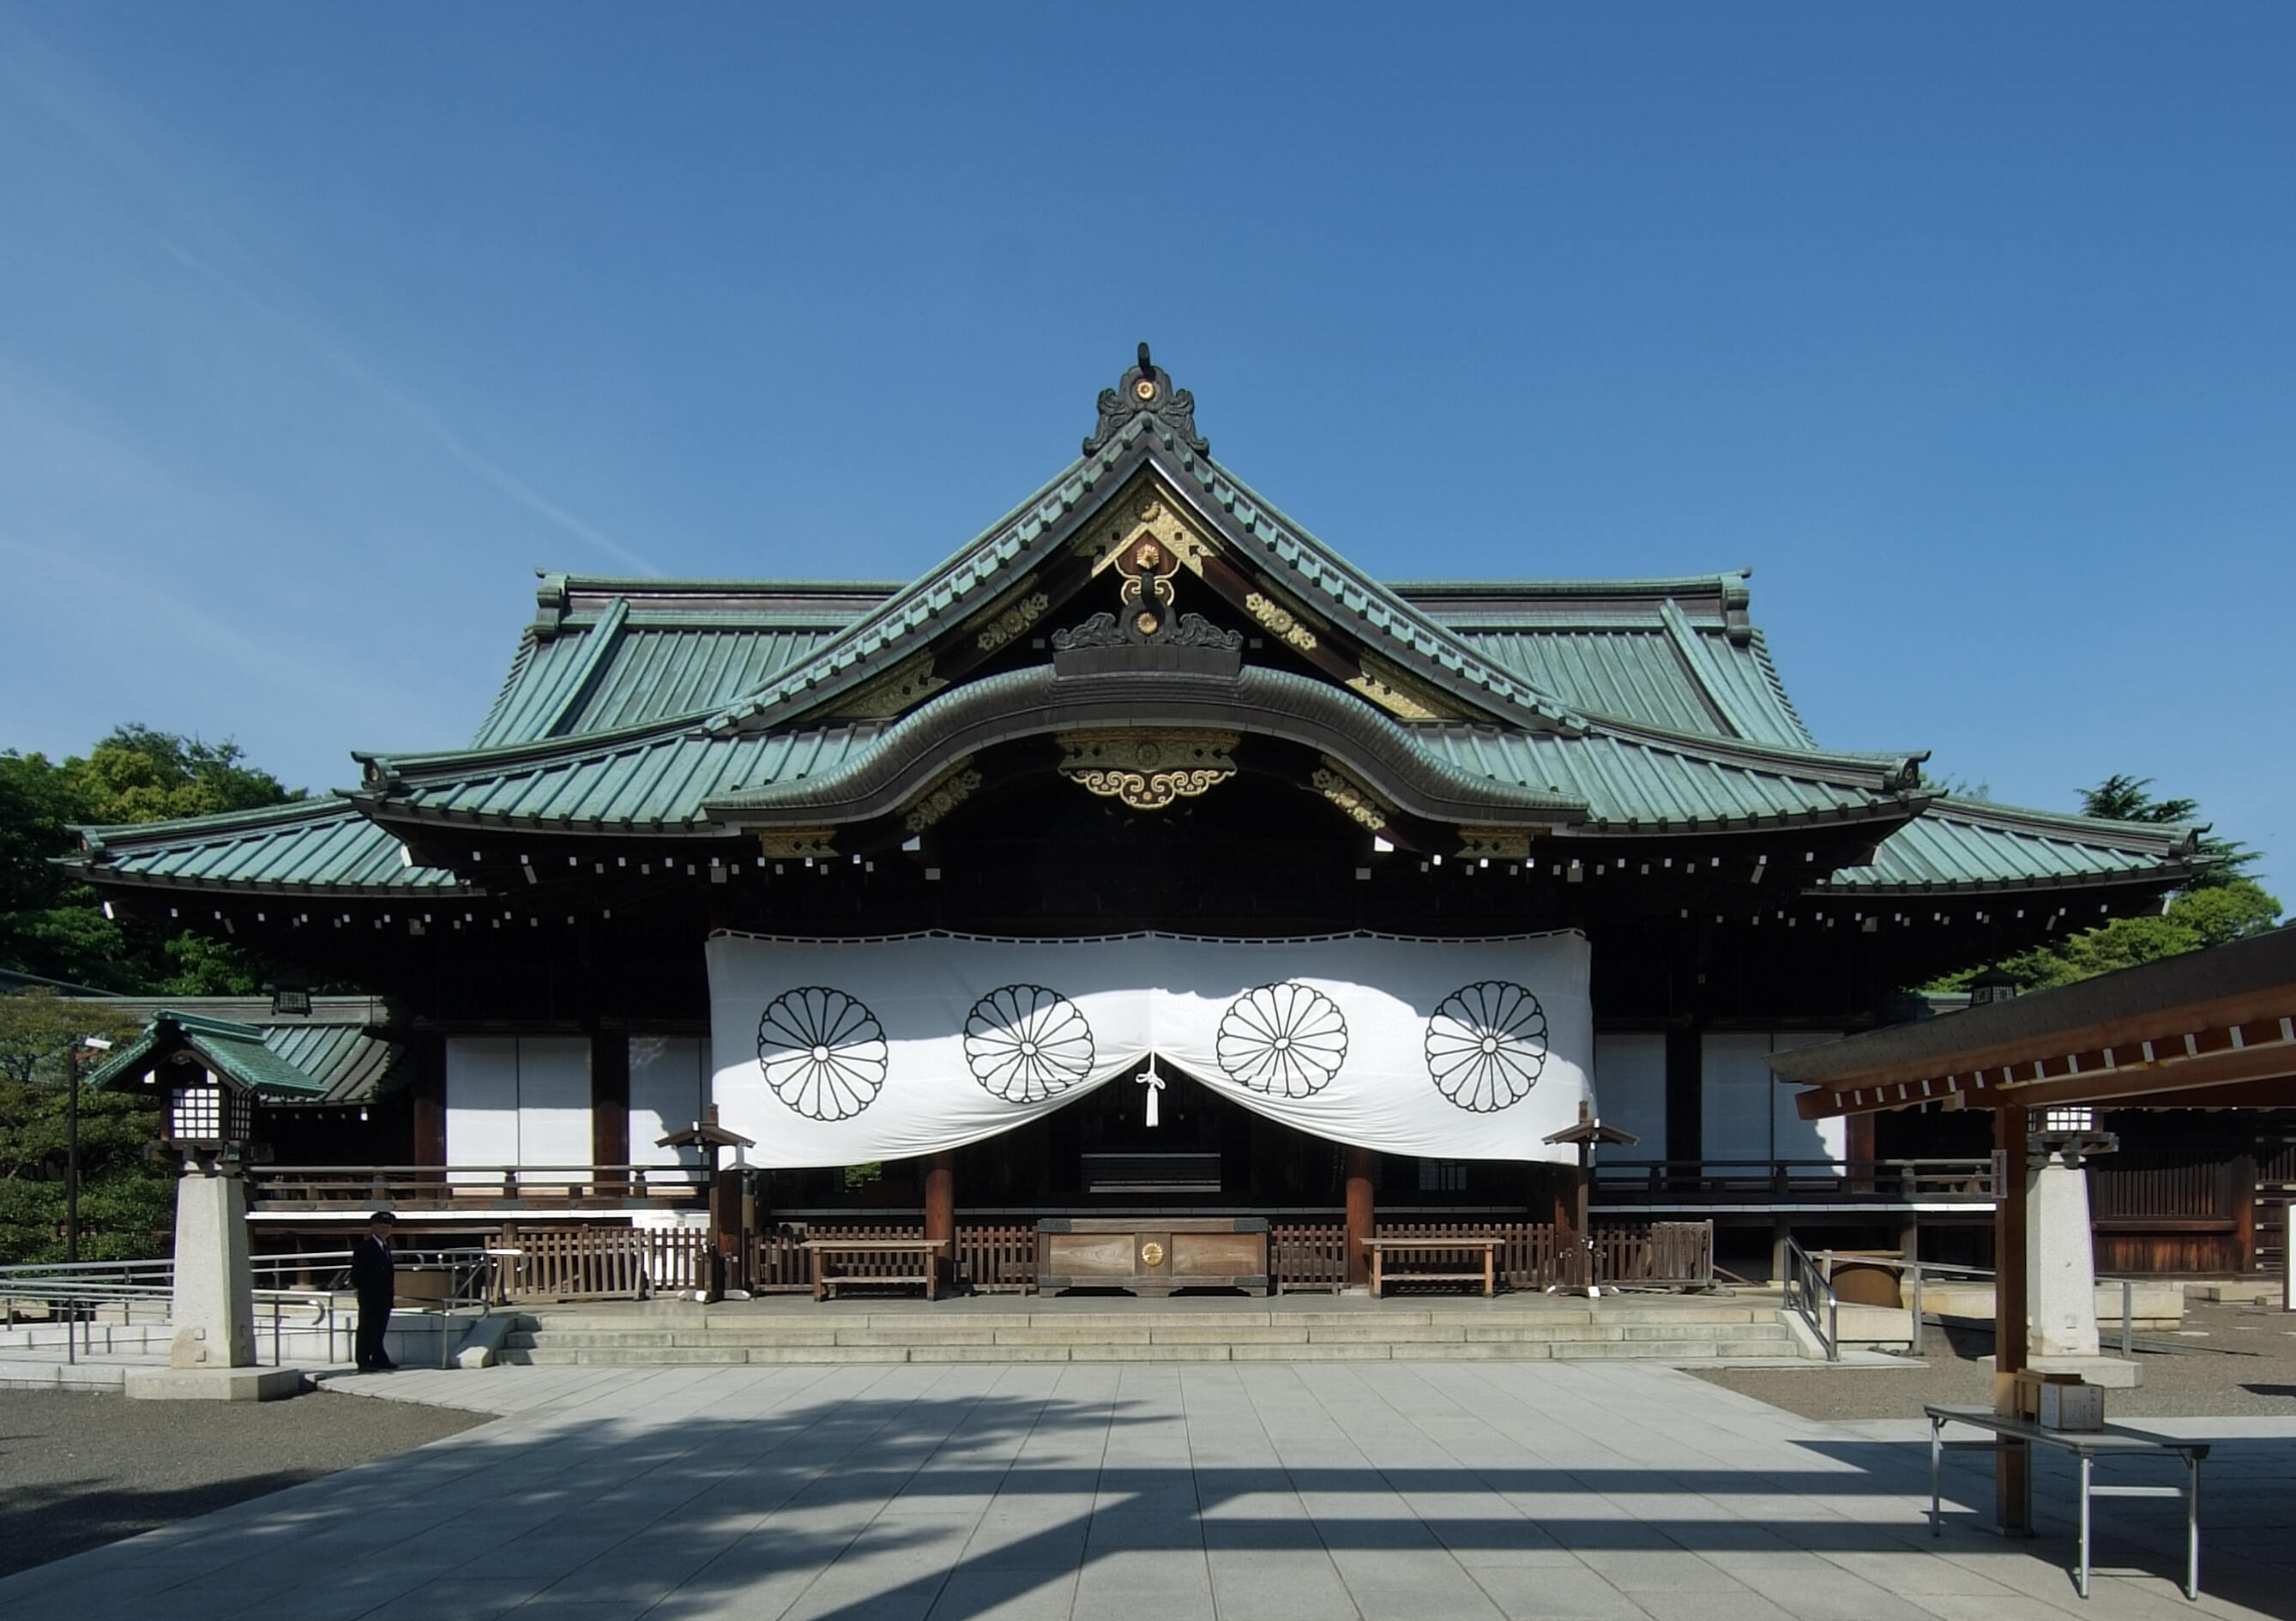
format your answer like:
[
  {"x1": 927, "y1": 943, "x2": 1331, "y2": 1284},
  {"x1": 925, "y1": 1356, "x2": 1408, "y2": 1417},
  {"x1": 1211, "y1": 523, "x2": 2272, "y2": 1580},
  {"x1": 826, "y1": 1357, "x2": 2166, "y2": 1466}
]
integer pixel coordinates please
[
  {"x1": 2079, "y1": 773, "x2": 2258, "y2": 888},
  {"x1": 0, "y1": 992, "x2": 168, "y2": 1263},
  {"x1": 0, "y1": 727, "x2": 301, "y2": 993}
]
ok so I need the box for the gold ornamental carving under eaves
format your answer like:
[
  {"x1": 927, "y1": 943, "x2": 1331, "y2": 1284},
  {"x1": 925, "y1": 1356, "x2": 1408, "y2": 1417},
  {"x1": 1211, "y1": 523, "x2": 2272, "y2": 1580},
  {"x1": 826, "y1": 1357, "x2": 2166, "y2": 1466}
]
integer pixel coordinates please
[{"x1": 1057, "y1": 729, "x2": 1239, "y2": 812}]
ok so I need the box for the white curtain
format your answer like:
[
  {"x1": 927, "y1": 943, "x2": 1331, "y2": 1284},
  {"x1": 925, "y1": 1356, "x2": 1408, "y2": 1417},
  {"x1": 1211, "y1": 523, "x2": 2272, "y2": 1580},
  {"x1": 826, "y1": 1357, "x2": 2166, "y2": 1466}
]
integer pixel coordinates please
[{"x1": 706, "y1": 931, "x2": 1593, "y2": 1168}]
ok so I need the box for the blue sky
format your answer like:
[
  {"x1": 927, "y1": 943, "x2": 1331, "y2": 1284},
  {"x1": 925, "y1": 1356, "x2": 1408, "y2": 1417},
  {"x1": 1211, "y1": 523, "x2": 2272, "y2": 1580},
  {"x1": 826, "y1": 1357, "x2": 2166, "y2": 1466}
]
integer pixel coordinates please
[{"x1": 2, "y1": 4, "x2": 2290, "y2": 891}]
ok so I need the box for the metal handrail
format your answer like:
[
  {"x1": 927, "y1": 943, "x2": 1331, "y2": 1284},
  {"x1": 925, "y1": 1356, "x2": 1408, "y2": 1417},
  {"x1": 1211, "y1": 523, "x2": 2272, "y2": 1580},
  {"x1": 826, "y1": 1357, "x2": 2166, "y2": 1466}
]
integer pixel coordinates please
[
  {"x1": 1781, "y1": 1237, "x2": 1839, "y2": 1361},
  {"x1": 1, "y1": 1248, "x2": 503, "y2": 1369}
]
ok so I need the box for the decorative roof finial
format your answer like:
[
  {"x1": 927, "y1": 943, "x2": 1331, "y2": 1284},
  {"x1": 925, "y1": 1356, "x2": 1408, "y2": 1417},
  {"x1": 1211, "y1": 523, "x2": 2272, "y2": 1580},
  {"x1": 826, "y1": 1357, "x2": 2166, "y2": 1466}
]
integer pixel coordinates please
[{"x1": 1085, "y1": 340, "x2": 1208, "y2": 456}]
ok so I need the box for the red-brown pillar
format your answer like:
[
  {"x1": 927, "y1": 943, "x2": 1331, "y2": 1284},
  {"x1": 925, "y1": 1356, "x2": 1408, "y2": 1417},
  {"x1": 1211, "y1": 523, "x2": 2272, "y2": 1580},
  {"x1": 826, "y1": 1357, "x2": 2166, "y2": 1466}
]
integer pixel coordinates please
[
  {"x1": 591, "y1": 1032, "x2": 630, "y2": 1192},
  {"x1": 411, "y1": 1033, "x2": 446, "y2": 1168},
  {"x1": 1846, "y1": 1111, "x2": 1877, "y2": 1193},
  {"x1": 1995, "y1": 1107, "x2": 2032, "y2": 1532},
  {"x1": 1345, "y1": 1147, "x2": 1376, "y2": 1288},
  {"x1": 925, "y1": 1151, "x2": 956, "y2": 1289}
]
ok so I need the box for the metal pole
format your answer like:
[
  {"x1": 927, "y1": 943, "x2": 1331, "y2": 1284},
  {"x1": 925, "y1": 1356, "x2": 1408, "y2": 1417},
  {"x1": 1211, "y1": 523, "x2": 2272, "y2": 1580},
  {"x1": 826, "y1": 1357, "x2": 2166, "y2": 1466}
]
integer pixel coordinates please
[
  {"x1": 64, "y1": 1045, "x2": 80, "y2": 1265},
  {"x1": 2122, "y1": 1279, "x2": 2133, "y2": 1357}
]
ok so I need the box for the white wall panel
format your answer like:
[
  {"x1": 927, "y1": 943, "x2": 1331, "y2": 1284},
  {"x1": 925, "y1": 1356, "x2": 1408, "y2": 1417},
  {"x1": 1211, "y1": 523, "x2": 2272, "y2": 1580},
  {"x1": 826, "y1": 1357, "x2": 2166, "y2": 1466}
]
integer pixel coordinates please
[
  {"x1": 630, "y1": 1035, "x2": 708, "y2": 1184},
  {"x1": 1593, "y1": 1033, "x2": 1666, "y2": 1160},
  {"x1": 445, "y1": 1036, "x2": 519, "y2": 1180},
  {"x1": 517, "y1": 1036, "x2": 594, "y2": 1170}
]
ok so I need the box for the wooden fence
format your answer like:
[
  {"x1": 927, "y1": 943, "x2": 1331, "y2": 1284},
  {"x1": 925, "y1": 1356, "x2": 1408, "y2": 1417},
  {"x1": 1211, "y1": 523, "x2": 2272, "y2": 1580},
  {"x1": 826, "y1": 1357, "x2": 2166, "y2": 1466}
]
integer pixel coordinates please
[
  {"x1": 500, "y1": 1218, "x2": 1713, "y2": 1300},
  {"x1": 497, "y1": 1225, "x2": 710, "y2": 1302}
]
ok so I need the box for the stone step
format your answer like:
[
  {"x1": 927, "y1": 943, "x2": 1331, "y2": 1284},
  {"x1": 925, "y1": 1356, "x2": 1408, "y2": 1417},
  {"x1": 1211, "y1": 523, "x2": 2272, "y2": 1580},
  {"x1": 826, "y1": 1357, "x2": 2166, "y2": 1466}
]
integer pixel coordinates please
[
  {"x1": 493, "y1": 1329, "x2": 1792, "y2": 1367},
  {"x1": 491, "y1": 1307, "x2": 1796, "y2": 1365},
  {"x1": 506, "y1": 1317, "x2": 1789, "y2": 1351}
]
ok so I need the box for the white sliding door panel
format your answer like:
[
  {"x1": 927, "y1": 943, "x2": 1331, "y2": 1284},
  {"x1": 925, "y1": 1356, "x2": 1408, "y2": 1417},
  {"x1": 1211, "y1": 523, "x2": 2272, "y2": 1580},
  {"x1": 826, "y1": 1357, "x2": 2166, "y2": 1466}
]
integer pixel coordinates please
[
  {"x1": 630, "y1": 1035, "x2": 708, "y2": 1184},
  {"x1": 1593, "y1": 1033, "x2": 1666, "y2": 1161},
  {"x1": 446, "y1": 1036, "x2": 520, "y2": 1181},
  {"x1": 516, "y1": 1036, "x2": 594, "y2": 1172}
]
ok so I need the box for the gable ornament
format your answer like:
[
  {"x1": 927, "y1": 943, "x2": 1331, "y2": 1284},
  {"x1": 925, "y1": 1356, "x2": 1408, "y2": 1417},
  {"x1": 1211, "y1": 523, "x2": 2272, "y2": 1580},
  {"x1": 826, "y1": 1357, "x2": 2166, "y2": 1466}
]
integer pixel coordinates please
[
  {"x1": 1058, "y1": 729, "x2": 1238, "y2": 811},
  {"x1": 1085, "y1": 341, "x2": 1208, "y2": 456}
]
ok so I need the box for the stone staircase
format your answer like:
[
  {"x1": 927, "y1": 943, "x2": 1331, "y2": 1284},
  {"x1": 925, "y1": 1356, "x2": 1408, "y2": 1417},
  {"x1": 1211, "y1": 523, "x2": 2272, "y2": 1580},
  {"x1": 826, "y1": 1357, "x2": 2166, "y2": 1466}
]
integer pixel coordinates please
[{"x1": 497, "y1": 1299, "x2": 1802, "y2": 1366}]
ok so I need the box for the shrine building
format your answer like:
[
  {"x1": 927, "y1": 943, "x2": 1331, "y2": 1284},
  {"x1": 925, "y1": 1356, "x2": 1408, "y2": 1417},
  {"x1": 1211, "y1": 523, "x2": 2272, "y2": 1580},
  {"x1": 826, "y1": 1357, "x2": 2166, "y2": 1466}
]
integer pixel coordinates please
[{"x1": 67, "y1": 350, "x2": 2203, "y2": 1286}]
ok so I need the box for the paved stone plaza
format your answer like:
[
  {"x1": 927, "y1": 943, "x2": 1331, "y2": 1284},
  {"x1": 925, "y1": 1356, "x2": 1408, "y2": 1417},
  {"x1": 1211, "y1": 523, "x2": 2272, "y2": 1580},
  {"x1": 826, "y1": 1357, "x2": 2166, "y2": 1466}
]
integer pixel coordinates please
[{"x1": 1, "y1": 1361, "x2": 2288, "y2": 1621}]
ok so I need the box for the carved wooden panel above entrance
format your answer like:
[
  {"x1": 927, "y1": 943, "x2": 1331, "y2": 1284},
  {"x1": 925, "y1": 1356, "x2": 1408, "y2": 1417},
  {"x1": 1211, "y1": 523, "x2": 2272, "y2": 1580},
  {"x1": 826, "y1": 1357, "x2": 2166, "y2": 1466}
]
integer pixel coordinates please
[{"x1": 1057, "y1": 729, "x2": 1239, "y2": 811}]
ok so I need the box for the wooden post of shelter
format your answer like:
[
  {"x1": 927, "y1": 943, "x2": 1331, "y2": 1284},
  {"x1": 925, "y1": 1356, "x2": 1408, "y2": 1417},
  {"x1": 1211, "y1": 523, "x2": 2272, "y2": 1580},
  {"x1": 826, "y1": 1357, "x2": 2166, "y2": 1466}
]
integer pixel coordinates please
[
  {"x1": 1994, "y1": 1106, "x2": 2033, "y2": 1533},
  {"x1": 656, "y1": 1112, "x2": 755, "y2": 1302},
  {"x1": 1546, "y1": 1101, "x2": 1637, "y2": 1292},
  {"x1": 1345, "y1": 1147, "x2": 1376, "y2": 1288}
]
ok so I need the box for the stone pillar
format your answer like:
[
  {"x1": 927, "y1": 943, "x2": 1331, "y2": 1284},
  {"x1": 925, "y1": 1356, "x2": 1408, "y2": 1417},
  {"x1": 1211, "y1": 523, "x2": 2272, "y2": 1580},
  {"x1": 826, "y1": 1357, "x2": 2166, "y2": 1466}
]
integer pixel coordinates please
[
  {"x1": 125, "y1": 1166, "x2": 298, "y2": 1399},
  {"x1": 1994, "y1": 1111, "x2": 2032, "y2": 1533},
  {"x1": 170, "y1": 1170, "x2": 256, "y2": 1369},
  {"x1": 924, "y1": 1151, "x2": 955, "y2": 1290},
  {"x1": 1345, "y1": 1147, "x2": 1376, "y2": 1288},
  {"x1": 2028, "y1": 1151, "x2": 2100, "y2": 1358}
]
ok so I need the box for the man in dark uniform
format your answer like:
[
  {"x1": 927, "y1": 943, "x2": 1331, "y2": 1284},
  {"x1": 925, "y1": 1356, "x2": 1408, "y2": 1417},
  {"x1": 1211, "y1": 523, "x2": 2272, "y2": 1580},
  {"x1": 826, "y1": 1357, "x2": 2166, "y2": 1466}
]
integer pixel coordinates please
[{"x1": 350, "y1": 1209, "x2": 399, "y2": 1371}]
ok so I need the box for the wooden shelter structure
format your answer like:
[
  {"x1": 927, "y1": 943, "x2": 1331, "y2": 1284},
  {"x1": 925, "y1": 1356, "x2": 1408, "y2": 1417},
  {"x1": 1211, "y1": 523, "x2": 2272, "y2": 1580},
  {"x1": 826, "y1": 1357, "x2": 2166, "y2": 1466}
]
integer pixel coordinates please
[
  {"x1": 1771, "y1": 925, "x2": 2296, "y2": 1528},
  {"x1": 61, "y1": 350, "x2": 2211, "y2": 1293}
]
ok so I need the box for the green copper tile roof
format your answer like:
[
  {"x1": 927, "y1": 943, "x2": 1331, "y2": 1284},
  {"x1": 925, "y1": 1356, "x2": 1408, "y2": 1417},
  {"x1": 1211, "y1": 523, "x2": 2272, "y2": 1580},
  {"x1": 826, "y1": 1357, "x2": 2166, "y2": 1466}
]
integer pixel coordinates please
[
  {"x1": 1416, "y1": 726, "x2": 1910, "y2": 833},
  {"x1": 359, "y1": 662, "x2": 1914, "y2": 838},
  {"x1": 75, "y1": 798, "x2": 475, "y2": 895},
  {"x1": 83, "y1": 997, "x2": 403, "y2": 1105},
  {"x1": 1811, "y1": 798, "x2": 2198, "y2": 895},
  {"x1": 87, "y1": 1009, "x2": 333, "y2": 1100},
  {"x1": 704, "y1": 421, "x2": 1595, "y2": 736},
  {"x1": 473, "y1": 596, "x2": 862, "y2": 747},
  {"x1": 364, "y1": 725, "x2": 864, "y2": 831}
]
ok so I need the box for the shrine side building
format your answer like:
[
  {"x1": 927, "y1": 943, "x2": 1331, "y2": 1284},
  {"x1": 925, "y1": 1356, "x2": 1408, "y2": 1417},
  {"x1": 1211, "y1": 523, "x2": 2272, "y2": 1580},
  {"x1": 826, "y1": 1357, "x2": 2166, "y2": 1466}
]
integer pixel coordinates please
[{"x1": 68, "y1": 354, "x2": 2213, "y2": 1275}]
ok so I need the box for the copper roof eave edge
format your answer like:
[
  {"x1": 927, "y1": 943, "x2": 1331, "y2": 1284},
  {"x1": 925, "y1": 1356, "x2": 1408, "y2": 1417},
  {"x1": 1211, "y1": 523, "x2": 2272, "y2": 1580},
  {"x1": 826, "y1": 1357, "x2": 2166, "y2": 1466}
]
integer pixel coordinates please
[
  {"x1": 63, "y1": 865, "x2": 483, "y2": 900},
  {"x1": 702, "y1": 664, "x2": 1588, "y2": 830}
]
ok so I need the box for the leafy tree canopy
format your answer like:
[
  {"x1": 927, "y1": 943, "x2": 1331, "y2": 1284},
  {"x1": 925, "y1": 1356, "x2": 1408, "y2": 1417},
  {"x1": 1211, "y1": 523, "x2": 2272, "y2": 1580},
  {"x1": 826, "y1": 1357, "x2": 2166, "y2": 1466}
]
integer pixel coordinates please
[
  {"x1": 0, "y1": 991, "x2": 169, "y2": 1262},
  {"x1": 2078, "y1": 773, "x2": 2257, "y2": 888},
  {"x1": 0, "y1": 726, "x2": 301, "y2": 994}
]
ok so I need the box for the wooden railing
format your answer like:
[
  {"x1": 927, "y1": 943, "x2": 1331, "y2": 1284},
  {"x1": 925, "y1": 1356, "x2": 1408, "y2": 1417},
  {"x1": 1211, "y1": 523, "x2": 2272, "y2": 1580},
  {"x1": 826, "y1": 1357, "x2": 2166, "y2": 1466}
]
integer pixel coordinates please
[
  {"x1": 246, "y1": 1165, "x2": 708, "y2": 1211},
  {"x1": 496, "y1": 1225, "x2": 710, "y2": 1302},
  {"x1": 1271, "y1": 1222, "x2": 1349, "y2": 1292},
  {"x1": 955, "y1": 1224, "x2": 1037, "y2": 1293},
  {"x1": 1591, "y1": 1158, "x2": 1995, "y2": 1203}
]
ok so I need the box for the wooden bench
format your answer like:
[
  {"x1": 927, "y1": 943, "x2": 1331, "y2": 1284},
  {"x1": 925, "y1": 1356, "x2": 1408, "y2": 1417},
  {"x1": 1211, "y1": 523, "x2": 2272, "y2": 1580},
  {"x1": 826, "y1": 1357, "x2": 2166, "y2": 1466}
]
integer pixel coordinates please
[
  {"x1": 802, "y1": 1238, "x2": 949, "y2": 1302},
  {"x1": 1361, "y1": 1237, "x2": 1500, "y2": 1298},
  {"x1": 1924, "y1": 1404, "x2": 2209, "y2": 1600}
]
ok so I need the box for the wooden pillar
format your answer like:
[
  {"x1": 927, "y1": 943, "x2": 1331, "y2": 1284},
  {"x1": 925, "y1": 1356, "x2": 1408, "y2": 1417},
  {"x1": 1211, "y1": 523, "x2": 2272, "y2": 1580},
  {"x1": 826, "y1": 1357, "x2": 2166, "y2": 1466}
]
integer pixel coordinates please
[
  {"x1": 411, "y1": 1033, "x2": 446, "y2": 1167},
  {"x1": 713, "y1": 1165, "x2": 743, "y2": 1295},
  {"x1": 1345, "y1": 1146, "x2": 1376, "y2": 1288},
  {"x1": 1846, "y1": 1111, "x2": 1877, "y2": 1194},
  {"x1": 1664, "y1": 1027, "x2": 1702, "y2": 1171},
  {"x1": 925, "y1": 1151, "x2": 956, "y2": 1290},
  {"x1": 591, "y1": 1031, "x2": 630, "y2": 1190},
  {"x1": 1994, "y1": 1107, "x2": 2032, "y2": 1533}
]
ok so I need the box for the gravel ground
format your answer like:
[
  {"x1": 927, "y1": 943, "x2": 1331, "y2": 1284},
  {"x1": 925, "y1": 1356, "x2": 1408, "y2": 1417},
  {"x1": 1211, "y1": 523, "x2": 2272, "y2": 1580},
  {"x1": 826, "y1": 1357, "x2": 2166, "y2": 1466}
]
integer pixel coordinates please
[
  {"x1": 1696, "y1": 1298, "x2": 2296, "y2": 1422},
  {"x1": 0, "y1": 1385, "x2": 485, "y2": 1577}
]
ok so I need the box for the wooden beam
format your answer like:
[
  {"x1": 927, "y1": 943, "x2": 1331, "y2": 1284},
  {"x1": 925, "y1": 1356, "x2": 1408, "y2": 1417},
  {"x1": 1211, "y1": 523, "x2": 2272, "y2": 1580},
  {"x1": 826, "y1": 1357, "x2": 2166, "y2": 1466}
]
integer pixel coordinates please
[
  {"x1": 1789, "y1": 987, "x2": 2296, "y2": 1099},
  {"x1": 1799, "y1": 1022, "x2": 2296, "y2": 1118}
]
